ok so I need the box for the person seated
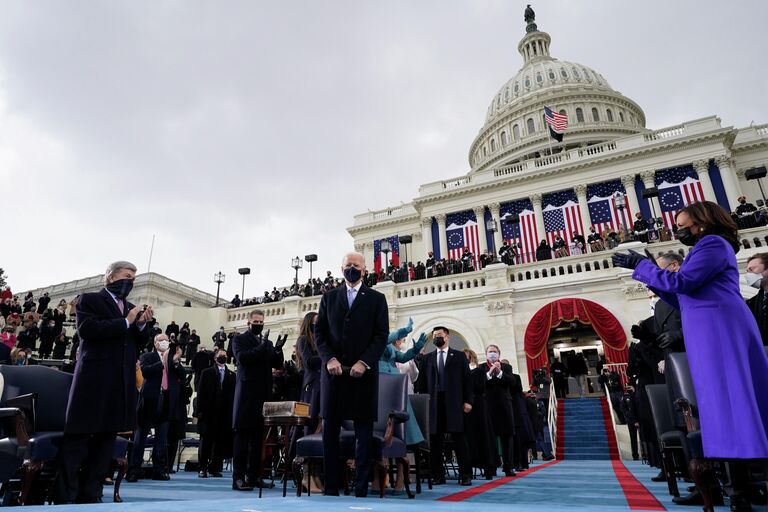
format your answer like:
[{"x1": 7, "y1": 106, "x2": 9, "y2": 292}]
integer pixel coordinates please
[
  {"x1": 587, "y1": 227, "x2": 605, "y2": 252},
  {"x1": 535, "y1": 240, "x2": 553, "y2": 261},
  {"x1": 552, "y1": 236, "x2": 568, "y2": 258}
]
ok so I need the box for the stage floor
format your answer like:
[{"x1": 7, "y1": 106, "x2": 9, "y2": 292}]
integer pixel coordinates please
[{"x1": 28, "y1": 460, "x2": 734, "y2": 511}]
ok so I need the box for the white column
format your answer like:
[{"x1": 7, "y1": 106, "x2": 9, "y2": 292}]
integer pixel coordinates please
[
  {"x1": 573, "y1": 184, "x2": 593, "y2": 251},
  {"x1": 473, "y1": 206, "x2": 489, "y2": 255},
  {"x1": 489, "y1": 202, "x2": 504, "y2": 255},
  {"x1": 715, "y1": 155, "x2": 742, "y2": 209},
  {"x1": 620, "y1": 175, "x2": 640, "y2": 216},
  {"x1": 421, "y1": 217, "x2": 433, "y2": 258},
  {"x1": 529, "y1": 193, "x2": 546, "y2": 244},
  {"x1": 436, "y1": 213, "x2": 448, "y2": 260},
  {"x1": 693, "y1": 159, "x2": 716, "y2": 201},
  {"x1": 640, "y1": 170, "x2": 662, "y2": 219}
]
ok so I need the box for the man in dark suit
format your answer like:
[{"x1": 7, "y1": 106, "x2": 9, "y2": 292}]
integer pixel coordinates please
[
  {"x1": 746, "y1": 253, "x2": 768, "y2": 345},
  {"x1": 231, "y1": 309, "x2": 284, "y2": 491},
  {"x1": 196, "y1": 347, "x2": 235, "y2": 478},
  {"x1": 638, "y1": 252, "x2": 686, "y2": 357},
  {"x1": 478, "y1": 345, "x2": 517, "y2": 477},
  {"x1": 315, "y1": 252, "x2": 388, "y2": 497},
  {"x1": 55, "y1": 261, "x2": 152, "y2": 504},
  {"x1": 550, "y1": 357, "x2": 568, "y2": 399},
  {"x1": 165, "y1": 321, "x2": 179, "y2": 338},
  {"x1": 127, "y1": 333, "x2": 186, "y2": 481},
  {"x1": 416, "y1": 326, "x2": 473, "y2": 486}
]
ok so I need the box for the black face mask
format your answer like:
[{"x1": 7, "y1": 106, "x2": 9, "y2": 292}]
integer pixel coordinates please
[
  {"x1": 343, "y1": 267, "x2": 362, "y2": 283},
  {"x1": 433, "y1": 336, "x2": 445, "y2": 348},
  {"x1": 250, "y1": 324, "x2": 264, "y2": 336},
  {"x1": 216, "y1": 355, "x2": 227, "y2": 364},
  {"x1": 106, "y1": 279, "x2": 134, "y2": 299},
  {"x1": 675, "y1": 227, "x2": 698, "y2": 247}
]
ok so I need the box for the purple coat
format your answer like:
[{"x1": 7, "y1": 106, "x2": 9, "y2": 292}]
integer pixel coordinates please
[{"x1": 633, "y1": 235, "x2": 768, "y2": 459}]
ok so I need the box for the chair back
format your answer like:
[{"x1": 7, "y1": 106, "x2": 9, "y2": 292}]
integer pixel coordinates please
[
  {"x1": 645, "y1": 384, "x2": 676, "y2": 442},
  {"x1": 373, "y1": 373, "x2": 408, "y2": 442},
  {"x1": 665, "y1": 353, "x2": 697, "y2": 412},
  {"x1": 0, "y1": 366, "x2": 73, "y2": 432},
  {"x1": 408, "y1": 393, "x2": 430, "y2": 448}
]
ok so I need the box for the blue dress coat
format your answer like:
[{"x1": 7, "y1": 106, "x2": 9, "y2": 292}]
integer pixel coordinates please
[{"x1": 633, "y1": 235, "x2": 768, "y2": 458}]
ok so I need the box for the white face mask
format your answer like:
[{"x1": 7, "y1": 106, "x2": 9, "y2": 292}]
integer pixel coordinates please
[
  {"x1": 745, "y1": 272, "x2": 764, "y2": 289},
  {"x1": 486, "y1": 351, "x2": 500, "y2": 363},
  {"x1": 649, "y1": 297, "x2": 659, "y2": 312},
  {"x1": 158, "y1": 340, "x2": 170, "y2": 352}
]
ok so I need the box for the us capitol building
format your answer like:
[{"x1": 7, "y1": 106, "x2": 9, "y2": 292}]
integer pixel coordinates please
[{"x1": 222, "y1": 12, "x2": 768, "y2": 383}]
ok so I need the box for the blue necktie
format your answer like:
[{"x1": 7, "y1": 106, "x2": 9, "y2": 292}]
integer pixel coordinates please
[{"x1": 347, "y1": 288, "x2": 356, "y2": 308}]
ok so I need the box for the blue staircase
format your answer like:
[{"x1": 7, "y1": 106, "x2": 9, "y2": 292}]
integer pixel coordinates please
[{"x1": 560, "y1": 398, "x2": 613, "y2": 460}]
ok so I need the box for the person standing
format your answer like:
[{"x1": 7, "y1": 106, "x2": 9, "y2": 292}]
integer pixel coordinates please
[
  {"x1": 296, "y1": 312, "x2": 321, "y2": 435},
  {"x1": 476, "y1": 345, "x2": 517, "y2": 477},
  {"x1": 55, "y1": 261, "x2": 152, "y2": 504},
  {"x1": 185, "y1": 328, "x2": 201, "y2": 363},
  {"x1": 745, "y1": 253, "x2": 768, "y2": 345},
  {"x1": 565, "y1": 352, "x2": 588, "y2": 398},
  {"x1": 619, "y1": 385, "x2": 640, "y2": 460},
  {"x1": 230, "y1": 309, "x2": 285, "y2": 491},
  {"x1": 315, "y1": 252, "x2": 388, "y2": 497},
  {"x1": 191, "y1": 345, "x2": 213, "y2": 391},
  {"x1": 416, "y1": 326, "x2": 473, "y2": 486},
  {"x1": 614, "y1": 201, "x2": 768, "y2": 510},
  {"x1": 196, "y1": 348, "x2": 235, "y2": 478},
  {"x1": 550, "y1": 357, "x2": 568, "y2": 398}
]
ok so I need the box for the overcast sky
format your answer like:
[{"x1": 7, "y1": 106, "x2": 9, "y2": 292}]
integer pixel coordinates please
[{"x1": 1, "y1": 1, "x2": 766, "y2": 301}]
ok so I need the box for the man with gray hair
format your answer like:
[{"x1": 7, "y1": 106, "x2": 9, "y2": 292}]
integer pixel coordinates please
[{"x1": 55, "y1": 261, "x2": 153, "y2": 504}]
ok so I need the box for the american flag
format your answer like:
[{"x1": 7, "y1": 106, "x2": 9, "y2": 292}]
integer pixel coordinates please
[
  {"x1": 656, "y1": 166, "x2": 705, "y2": 232},
  {"x1": 446, "y1": 210, "x2": 481, "y2": 268},
  {"x1": 542, "y1": 190, "x2": 584, "y2": 254},
  {"x1": 373, "y1": 236, "x2": 400, "y2": 274},
  {"x1": 500, "y1": 199, "x2": 539, "y2": 263},
  {"x1": 544, "y1": 106, "x2": 568, "y2": 132},
  {"x1": 587, "y1": 180, "x2": 633, "y2": 235}
]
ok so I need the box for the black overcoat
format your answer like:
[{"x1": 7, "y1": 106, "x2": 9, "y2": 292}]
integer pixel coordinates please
[
  {"x1": 231, "y1": 330, "x2": 283, "y2": 429},
  {"x1": 416, "y1": 347, "x2": 473, "y2": 434},
  {"x1": 137, "y1": 350, "x2": 187, "y2": 424}
]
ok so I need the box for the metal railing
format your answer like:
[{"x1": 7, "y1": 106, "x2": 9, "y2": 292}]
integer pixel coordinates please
[{"x1": 548, "y1": 378, "x2": 558, "y2": 457}]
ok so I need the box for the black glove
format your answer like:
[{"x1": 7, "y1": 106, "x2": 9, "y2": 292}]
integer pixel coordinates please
[
  {"x1": 630, "y1": 324, "x2": 647, "y2": 340},
  {"x1": 612, "y1": 249, "x2": 646, "y2": 270},
  {"x1": 262, "y1": 329, "x2": 271, "y2": 343},
  {"x1": 657, "y1": 330, "x2": 682, "y2": 350},
  {"x1": 275, "y1": 334, "x2": 287, "y2": 351}
]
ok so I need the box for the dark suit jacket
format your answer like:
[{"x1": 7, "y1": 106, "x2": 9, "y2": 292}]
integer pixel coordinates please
[
  {"x1": 474, "y1": 362, "x2": 516, "y2": 435},
  {"x1": 137, "y1": 350, "x2": 187, "y2": 424},
  {"x1": 297, "y1": 335, "x2": 321, "y2": 420},
  {"x1": 746, "y1": 290, "x2": 767, "y2": 346},
  {"x1": 315, "y1": 283, "x2": 388, "y2": 422},
  {"x1": 416, "y1": 347, "x2": 473, "y2": 434},
  {"x1": 65, "y1": 289, "x2": 145, "y2": 434},
  {"x1": 639, "y1": 299, "x2": 685, "y2": 353},
  {"x1": 231, "y1": 331, "x2": 283, "y2": 429},
  {"x1": 196, "y1": 365, "x2": 235, "y2": 439}
]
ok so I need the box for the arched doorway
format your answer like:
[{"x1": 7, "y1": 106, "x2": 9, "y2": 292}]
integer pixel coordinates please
[{"x1": 524, "y1": 298, "x2": 628, "y2": 382}]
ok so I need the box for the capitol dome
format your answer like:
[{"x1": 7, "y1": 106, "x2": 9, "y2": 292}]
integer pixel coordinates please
[{"x1": 469, "y1": 24, "x2": 647, "y2": 172}]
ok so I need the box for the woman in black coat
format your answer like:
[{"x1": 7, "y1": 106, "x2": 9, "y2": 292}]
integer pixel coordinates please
[
  {"x1": 297, "y1": 312, "x2": 320, "y2": 434},
  {"x1": 535, "y1": 240, "x2": 553, "y2": 261}
]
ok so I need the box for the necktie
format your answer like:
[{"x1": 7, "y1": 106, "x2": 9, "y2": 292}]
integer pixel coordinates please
[
  {"x1": 161, "y1": 356, "x2": 168, "y2": 391},
  {"x1": 116, "y1": 299, "x2": 124, "y2": 315},
  {"x1": 438, "y1": 350, "x2": 445, "y2": 390},
  {"x1": 219, "y1": 367, "x2": 225, "y2": 384},
  {"x1": 348, "y1": 288, "x2": 356, "y2": 308}
]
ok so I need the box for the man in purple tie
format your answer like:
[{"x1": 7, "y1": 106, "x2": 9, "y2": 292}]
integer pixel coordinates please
[{"x1": 55, "y1": 261, "x2": 153, "y2": 504}]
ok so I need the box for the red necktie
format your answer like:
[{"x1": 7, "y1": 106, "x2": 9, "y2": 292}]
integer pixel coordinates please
[{"x1": 161, "y1": 357, "x2": 169, "y2": 390}]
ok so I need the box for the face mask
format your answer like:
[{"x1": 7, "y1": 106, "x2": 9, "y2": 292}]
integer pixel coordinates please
[
  {"x1": 649, "y1": 297, "x2": 659, "y2": 312},
  {"x1": 675, "y1": 227, "x2": 697, "y2": 247},
  {"x1": 106, "y1": 278, "x2": 134, "y2": 299},
  {"x1": 216, "y1": 355, "x2": 227, "y2": 364},
  {"x1": 343, "y1": 266, "x2": 362, "y2": 283},
  {"x1": 16, "y1": 359, "x2": 24, "y2": 366},
  {"x1": 487, "y1": 352, "x2": 500, "y2": 363},
  {"x1": 433, "y1": 336, "x2": 445, "y2": 348},
  {"x1": 250, "y1": 324, "x2": 264, "y2": 336},
  {"x1": 740, "y1": 200, "x2": 746, "y2": 204},
  {"x1": 745, "y1": 272, "x2": 764, "y2": 289},
  {"x1": 158, "y1": 340, "x2": 170, "y2": 352}
]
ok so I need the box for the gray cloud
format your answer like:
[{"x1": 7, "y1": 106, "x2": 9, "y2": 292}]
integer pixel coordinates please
[{"x1": 1, "y1": 1, "x2": 766, "y2": 300}]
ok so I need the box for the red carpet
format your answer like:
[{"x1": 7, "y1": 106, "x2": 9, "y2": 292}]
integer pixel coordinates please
[{"x1": 437, "y1": 460, "x2": 561, "y2": 502}]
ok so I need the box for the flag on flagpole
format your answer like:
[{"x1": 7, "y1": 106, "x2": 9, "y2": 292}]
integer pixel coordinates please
[
  {"x1": 544, "y1": 106, "x2": 568, "y2": 142},
  {"x1": 446, "y1": 210, "x2": 481, "y2": 269}
]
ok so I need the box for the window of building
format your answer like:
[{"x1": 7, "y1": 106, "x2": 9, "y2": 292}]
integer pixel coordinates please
[
  {"x1": 490, "y1": 139, "x2": 496, "y2": 151},
  {"x1": 573, "y1": 68, "x2": 580, "y2": 78},
  {"x1": 527, "y1": 118, "x2": 535, "y2": 134},
  {"x1": 514, "y1": 82, "x2": 520, "y2": 93},
  {"x1": 560, "y1": 68, "x2": 568, "y2": 78},
  {"x1": 536, "y1": 73, "x2": 543, "y2": 84},
  {"x1": 524, "y1": 77, "x2": 531, "y2": 88},
  {"x1": 483, "y1": 147, "x2": 487, "y2": 157},
  {"x1": 501, "y1": 131, "x2": 508, "y2": 145},
  {"x1": 606, "y1": 109, "x2": 614, "y2": 122},
  {"x1": 576, "y1": 108, "x2": 584, "y2": 123},
  {"x1": 619, "y1": 111, "x2": 625, "y2": 123},
  {"x1": 548, "y1": 69, "x2": 555, "y2": 80},
  {"x1": 591, "y1": 107, "x2": 600, "y2": 122},
  {"x1": 513, "y1": 124, "x2": 520, "y2": 140}
]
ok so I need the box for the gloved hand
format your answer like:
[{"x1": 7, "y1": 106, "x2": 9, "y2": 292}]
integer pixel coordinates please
[
  {"x1": 657, "y1": 330, "x2": 681, "y2": 350},
  {"x1": 406, "y1": 317, "x2": 414, "y2": 334},
  {"x1": 612, "y1": 249, "x2": 646, "y2": 270},
  {"x1": 630, "y1": 324, "x2": 648, "y2": 341},
  {"x1": 263, "y1": 329, "x2": 271, "y2": 343},
  {"x1": 274, "y1": 334, "x2": 287, "y2": 351},
  {"x1": 412, "y1": 332, "x2": 427, "y2": 351}
]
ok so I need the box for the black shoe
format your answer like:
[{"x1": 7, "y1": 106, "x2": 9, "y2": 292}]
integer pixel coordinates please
[
  {"x1": 460, "y1": 477, "x2": 472, "y2": 486},
  {"x1": 232, "y1": 479, "x2": 253, "y2": 491},
  {"x1": 729, "y1": 494, "x2": 751, "y2": 512},
  {"x1": 673, "y1": 490, "x2": 703, "y2": 506},
  {"x1": 651, "y1": 472, "x2": 666, "y2": 482},
  {"x1": 542, "y1": 454, "x2": 555, "y2": 461},
  {"x1": 632, "y1": 455, "x2": 639, "y2": 461},
  {"x1": 354, "y1": 488, "x2": 368, "y2": 498},
  {"x1": 209, "y1": 471, "x2": 223, "y2": 478},
  {"x1": 504, "y1": 470, "x2": 517, "y2": 477},
  {"x1": 323, "y1": 489, "x2": 340, "y2": 496},
  {"x1": 152, "y1": 473, "x2": 170, "y2": 481},
  {"x1": 432, "y1": 476, "x2": 446, "y2": 485},
  {"x1": 125, "y1": 472, "x2": 140, "y2": 483},
  {"x1": 198, "y1": 471, "x2": 208, "y2": 478}
]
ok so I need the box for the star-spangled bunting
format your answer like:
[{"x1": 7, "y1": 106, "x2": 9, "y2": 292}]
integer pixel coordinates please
[
  {"x1": 373, "y1": 236, "x2": 400, "y2": 274},
  {"x1": 655, "y1": 165, "x2": 704, "y2": 233},
  {"x1": 586, "y1": 180, "x2": 633, "y2": 235},
  {"x1": 446, "y1": 210, "x2": 481, "y2": 268},
  {"x1": 500, "y1": 199, "x2": 538, "y2": 263},
  {"x1": 542, "y1": 189, "x2": 584, "y2": 254}
]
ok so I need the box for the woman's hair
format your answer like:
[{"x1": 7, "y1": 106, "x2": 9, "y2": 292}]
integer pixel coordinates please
[
  {"x1": 463, "y1": 348, "x2": 478, "y2": 366},
  {"x1": 676, "y1": 201, "x2": 740, "y2": 252},
  {"x1": 10, "y1": 348, "x2": 23, "y2": 362},
  {"x1": 296, "y1": 311, "x2": 318, "y2": 370}
]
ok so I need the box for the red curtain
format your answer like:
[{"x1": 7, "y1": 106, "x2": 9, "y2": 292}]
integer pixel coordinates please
[{"x1": 524, "y1": 298, "x2": 628, "y2": 383}]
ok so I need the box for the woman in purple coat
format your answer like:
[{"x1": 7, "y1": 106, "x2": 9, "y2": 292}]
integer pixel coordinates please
[{"x1": 613, "y1": 201, "x2": 768, "y2": 461}]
